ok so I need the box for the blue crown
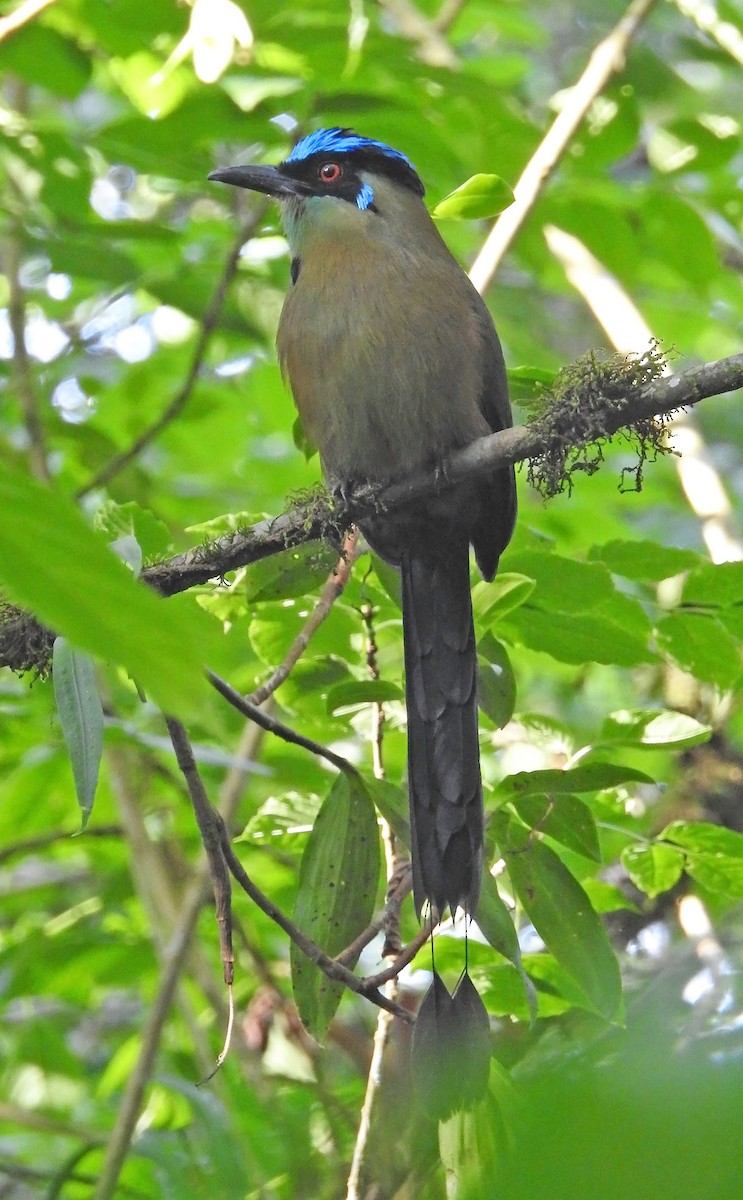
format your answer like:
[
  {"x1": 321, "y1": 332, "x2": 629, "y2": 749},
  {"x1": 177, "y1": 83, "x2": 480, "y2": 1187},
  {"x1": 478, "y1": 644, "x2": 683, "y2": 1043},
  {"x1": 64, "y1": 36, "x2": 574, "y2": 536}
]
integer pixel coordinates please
[{"x1": 286, "y1": 127, "x2": 415, "y2": 171}]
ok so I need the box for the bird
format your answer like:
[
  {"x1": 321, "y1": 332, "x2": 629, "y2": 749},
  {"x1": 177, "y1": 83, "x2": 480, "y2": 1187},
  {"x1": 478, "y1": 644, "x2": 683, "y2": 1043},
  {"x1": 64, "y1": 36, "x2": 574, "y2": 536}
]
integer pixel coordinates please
[{"x1": 210, "y1": 128, "x2": 516, "y2": 922}]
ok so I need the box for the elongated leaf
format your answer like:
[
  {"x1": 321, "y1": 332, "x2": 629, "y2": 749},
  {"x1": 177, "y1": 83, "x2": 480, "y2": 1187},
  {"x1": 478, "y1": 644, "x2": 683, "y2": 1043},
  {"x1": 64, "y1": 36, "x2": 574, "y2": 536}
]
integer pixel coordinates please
[
  {"x1": 600, "y1": 709, "x2": 711, "y2": 748},
  {"x1": 326, "y1": 679, "x2": 403, "y2": 714},
  {"x1": 476, "y1": 873, "x2": 537, "y2": 1021},
  {"x1": 52, "y1": 638, "x2": 103, "y2": 829},
  {"x1": 0, "y1": 468, "x2": 215, "y2": 719},
  {"x1": 290, "y1": 773, "x2": 380, "y2": 1039},
  {"x1": 505, "y1": 827, "x2": 622, "y2": 1020},
  {"x1": 244, "y1": 541, "x2": 338, "y2": 602},
  {"x1": 477, "y1": 632, "x2": 517, "y2": 728},
  {"x1": 496, "y1": 763, "x2": 654, "y2": 798}
]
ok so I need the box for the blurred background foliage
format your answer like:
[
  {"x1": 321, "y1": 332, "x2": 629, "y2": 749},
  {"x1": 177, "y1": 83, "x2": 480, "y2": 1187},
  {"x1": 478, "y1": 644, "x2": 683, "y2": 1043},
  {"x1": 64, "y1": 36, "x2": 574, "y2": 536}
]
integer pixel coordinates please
[{"x1": 2, "y1": 0, "x2": 743, "y2": 1196}]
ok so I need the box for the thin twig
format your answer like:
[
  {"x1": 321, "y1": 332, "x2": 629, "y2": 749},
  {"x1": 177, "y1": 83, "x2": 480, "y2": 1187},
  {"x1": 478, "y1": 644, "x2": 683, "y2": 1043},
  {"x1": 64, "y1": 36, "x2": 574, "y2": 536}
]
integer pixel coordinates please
[
  {"x1": 92, "y1": 874, "x2": 206, "y2": 1200},
  {"x1": 208, "y1": 669, "x2": 353, "y2": 773},
  {"x1": 361, "y1": 916, "x2": 435, "y2": 991},
  {"x1": 672, "y1": 0, "x2": 743, "y2": 67},
  {"x1": 165, "y1": 717, "x2": 234, "y2": 986},
  {"x1": 345, "y1": 986, "x2": 397, "y2": 1200},
  {"x1": 0, "y1": 0, "x2": 55, "y2": 43},
  {"x1": 218, "y1": 827, "x2": 415, "y2": 1024},
  {"x1": 0, "y1": 823, "x2": 121, "y2": 866},
  {"x1": 77, "y1": 208, "x2": 266, "y2": 498},
  {"x1": 469, "y1": 0, "x2": 659, "y2": 293},
  {"x1": 5, "y1": 84, "x2": 50, "y2": 484},
  {"x1": 249, "y1": 531, "x2": 360, "y2": 705},
  {"x1": 544, "y1": 227, "x2": 743, "y2": 564},
  {"x1": 334, "y1": 862, "x2": 413, "y2": 968},
  {"x1": 377, "y1": 0, "x2": 458, "y2": 65}
]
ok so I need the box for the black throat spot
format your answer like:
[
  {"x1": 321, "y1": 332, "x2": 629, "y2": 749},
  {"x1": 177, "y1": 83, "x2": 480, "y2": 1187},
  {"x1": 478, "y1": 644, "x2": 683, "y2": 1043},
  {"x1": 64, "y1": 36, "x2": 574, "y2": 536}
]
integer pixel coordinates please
[{"x1": 290, "y1": 257, "x2": 301, "y2": 285}]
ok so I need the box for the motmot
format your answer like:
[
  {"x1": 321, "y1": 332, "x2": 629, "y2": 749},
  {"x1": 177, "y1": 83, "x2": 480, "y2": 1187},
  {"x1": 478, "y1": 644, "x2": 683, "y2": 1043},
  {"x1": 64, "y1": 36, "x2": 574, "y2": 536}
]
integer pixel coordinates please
[{"x1": 210, "y1": 129, "x2": 517, "y2": 921}]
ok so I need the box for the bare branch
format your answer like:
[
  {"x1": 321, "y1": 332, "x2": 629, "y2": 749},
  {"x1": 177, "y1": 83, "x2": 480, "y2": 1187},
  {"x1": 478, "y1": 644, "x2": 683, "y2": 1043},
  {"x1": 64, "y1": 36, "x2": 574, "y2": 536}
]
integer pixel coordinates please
[
  {"x1": 0, "y1": 0, "x2": 55, "y2": 43},
  {"x1": 207, "y1": 670, "x2": 353, "y2": 773},
  {"x1": 469, "y1": 0, "x2": 659, "y2": 293},
  {"x1": 248, "y1": 531, "x2": 359, "y2": 705},
  {"x1": 218, "y1": 828, "x2": 415, "y2": 1025}
]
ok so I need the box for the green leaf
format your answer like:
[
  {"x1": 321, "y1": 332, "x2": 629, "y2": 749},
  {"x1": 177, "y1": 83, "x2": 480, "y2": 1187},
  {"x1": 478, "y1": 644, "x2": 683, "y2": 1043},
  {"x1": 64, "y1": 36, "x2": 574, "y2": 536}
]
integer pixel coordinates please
[
  {"x1": 664, "y1": 820, "x2": 743, "y2": 899},
  {"x1": 501, "y1": 552, "x2": 616, "y2": 613},
  {"x1": 684, "y1": 857, "x2": 743, "y2": 899},
  {"x1": 475, "y1": 872, "x2": 521, "y2": 966},
  {"x1": 93, "y1": 501, "x2": 173, "y2": 562},
  {"x1": 477, "y1": 632, "x2": 517, "y2": 728},
  {"x1": 52, "y1": 638, "x2": 103, "y2": 829},
  {"x1": 682, "y1": 561, "x2": 743, "y2": 607},
  {"x1": 290, "y1": 773, "x2": 380, "y2": 1039},
  {"x1": 0, "y1": 25, "x2": 92, "y2": 97},
  {"x1": 505, "y1": 827, "x2": 622, "y2": 1020},
  {"x1": 0, "y1": 468, "x2": 214, "y2": 719},
  {"x1": 506, "y1": 366, "x2": 557, "y2": 400},
  {"x1": 326, "y1": 679, "x2": 403, "y2": 713},
  {"x1": 432, "y1": 173, "x2": 514, "y2": 220},
  {"x1": 600, "y1": 709, "x2": 711, "y2": 749},
  {"x1": 660, "y1": 820, "x2": 743, "y2": 858},
  {"x1": 495, "y1": 762, "x2": 655, "y2": 798},
  {"x1": 588, "y1": 539, "x2": 701, "y2": 582},
  {"x1": 655, "y1": 612, "x2": 741, "y2": 690},
  {"x1": 244, "y1": 542, "x2": 338, "y2": 602},
  {"x1": 360, "y1": 775, "x2": 411, "y2": 846},
  {"x1": 620, "y1": 842, "x2": 685, "y2": 898},
  {"x1": 582, "y1": 879, "x2": 641, "y2": 914},
  {"x1": 472, "y1": 574, "x2": 536, "y2": 622},
  {"x1": 241, "y1": 791, "x2": 321, "y2": 846},
  {"x1": 502, "y1": 592, "x2": 652, "y2": 666},
  {"x1": 512, "y1": 794, "x2": 601, "y2": 862}
]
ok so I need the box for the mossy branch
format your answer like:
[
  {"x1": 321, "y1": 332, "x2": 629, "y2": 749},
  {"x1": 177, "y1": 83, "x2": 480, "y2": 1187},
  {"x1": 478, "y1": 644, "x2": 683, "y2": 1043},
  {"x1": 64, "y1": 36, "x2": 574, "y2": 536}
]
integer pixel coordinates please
[{"x1": 2, "y1": 350, "x2": 742, "y2": 678}]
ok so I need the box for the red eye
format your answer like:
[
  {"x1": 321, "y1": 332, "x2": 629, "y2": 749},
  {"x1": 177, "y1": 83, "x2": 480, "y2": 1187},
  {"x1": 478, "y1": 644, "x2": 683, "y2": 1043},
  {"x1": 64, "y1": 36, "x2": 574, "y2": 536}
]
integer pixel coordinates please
[{"x1": 319, "y1": 162, "x2": 343, "y2": 183}]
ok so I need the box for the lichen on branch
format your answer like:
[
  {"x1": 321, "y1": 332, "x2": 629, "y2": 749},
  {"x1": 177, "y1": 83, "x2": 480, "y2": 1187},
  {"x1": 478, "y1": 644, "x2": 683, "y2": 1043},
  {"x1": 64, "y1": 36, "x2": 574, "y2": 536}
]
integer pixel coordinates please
[{"x1": 524, "y1": 342, "x2": 672, "y2": 498}]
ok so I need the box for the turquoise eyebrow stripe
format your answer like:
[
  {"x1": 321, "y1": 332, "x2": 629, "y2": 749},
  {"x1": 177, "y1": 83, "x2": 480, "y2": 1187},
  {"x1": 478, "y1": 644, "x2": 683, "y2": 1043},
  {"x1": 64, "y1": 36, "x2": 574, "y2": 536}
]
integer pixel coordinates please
[{"x1": 286, "y1": 127, "x2": 414, "y2": 169}]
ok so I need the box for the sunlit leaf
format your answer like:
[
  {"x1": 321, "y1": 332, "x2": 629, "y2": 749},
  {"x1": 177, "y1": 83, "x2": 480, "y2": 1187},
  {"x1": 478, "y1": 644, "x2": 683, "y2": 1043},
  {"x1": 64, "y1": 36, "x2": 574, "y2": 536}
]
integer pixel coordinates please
[{"x1": 433, "y1": 174, "x2": 514, "y2": 220}]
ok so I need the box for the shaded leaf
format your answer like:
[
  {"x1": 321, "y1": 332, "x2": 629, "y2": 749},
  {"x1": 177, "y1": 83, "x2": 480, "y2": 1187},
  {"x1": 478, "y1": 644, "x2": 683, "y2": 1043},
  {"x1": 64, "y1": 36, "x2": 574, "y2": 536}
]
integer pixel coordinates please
[
  {"x1": 512, "y1": 794, "x2": 601, "y2": 862},
  {"x1": 477, "y1": 632, "x2": 517, "y2": 728},
  {"x1": 655, "y1": 612, "x2": 741, "y2": 690},
  {"x1": 244, "y1": 541, "x2": 338, "y2": 602},
  {"x1": 0, "y1": 468, "x2": 215, "y2": 719},
  {"x1": 589, "y1": 539, "x2": 701, "y2": 582},
  {"x1": 505, "y1": 827, "x2": 622, "y2": 1020},
  {"x1": 290, "y1": 773, "x2": 380, "y2": 1039},
  {"x1": 600, "y1": 709, "x2": 711, "y2": 748},
  {"x1": 326, "y1": 679, "x2": 403, "y2": 713},
  {"x1": 52, "y1": 638, "x2": 103, "y2": 829},
  {"x1": 495, "y1": 762, "x2": 655, "y2": 797}
]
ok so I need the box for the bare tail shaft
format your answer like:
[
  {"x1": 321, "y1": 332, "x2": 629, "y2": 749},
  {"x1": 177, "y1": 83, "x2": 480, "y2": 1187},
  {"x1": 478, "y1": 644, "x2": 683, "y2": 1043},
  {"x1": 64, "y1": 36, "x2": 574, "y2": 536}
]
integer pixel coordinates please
[{"x1": 401, "y1": 539, "x2": 483, "y2": 917}]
